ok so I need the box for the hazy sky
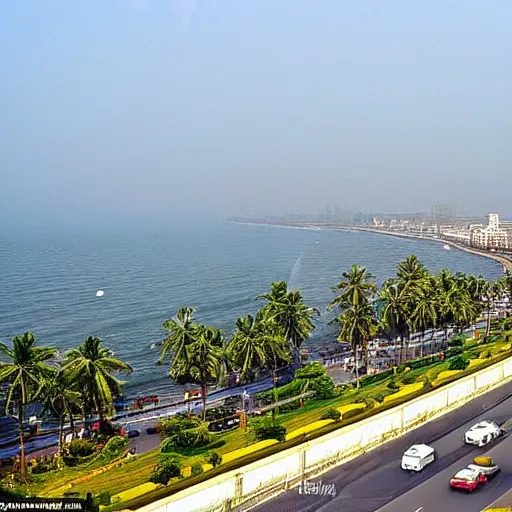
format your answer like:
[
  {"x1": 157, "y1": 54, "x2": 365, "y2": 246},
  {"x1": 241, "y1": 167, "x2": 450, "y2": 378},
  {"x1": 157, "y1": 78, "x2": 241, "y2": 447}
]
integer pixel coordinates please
[{"x1": 1, "y1": 1, "x2": 511, "y2": 228}]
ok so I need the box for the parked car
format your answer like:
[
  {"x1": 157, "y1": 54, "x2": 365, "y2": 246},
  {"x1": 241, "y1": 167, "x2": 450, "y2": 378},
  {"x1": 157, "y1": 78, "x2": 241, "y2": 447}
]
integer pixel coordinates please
[
  {"x1": 464, "y1": 420, "x2": 504, "y2": 447},
  {"x1": 449, "y1": 468, "x2": 487, "y2": 492},
  {"x1": 401, "y1": 444, "x2": 435, "y2": 472}
]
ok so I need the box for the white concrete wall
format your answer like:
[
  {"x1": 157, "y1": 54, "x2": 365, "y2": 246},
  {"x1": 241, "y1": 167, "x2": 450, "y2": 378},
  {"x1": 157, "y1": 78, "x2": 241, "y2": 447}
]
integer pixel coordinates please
[{"x1": 136, "y1": 356, "x2": 512, "y2": 512}]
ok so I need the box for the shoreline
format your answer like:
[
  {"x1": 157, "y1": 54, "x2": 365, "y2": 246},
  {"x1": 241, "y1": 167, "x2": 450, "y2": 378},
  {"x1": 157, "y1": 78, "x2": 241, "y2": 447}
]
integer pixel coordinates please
[{"x1": 229, "y1": 219, "x2": 512, "y2": 271}]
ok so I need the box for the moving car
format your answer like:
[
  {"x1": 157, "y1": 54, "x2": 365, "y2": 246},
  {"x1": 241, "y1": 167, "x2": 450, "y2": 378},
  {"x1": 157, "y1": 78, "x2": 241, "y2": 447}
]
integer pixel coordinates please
[
  {"x1": 449, "y1": 458, "x2": 500, "y2": 492},
  {"x1": 401, "y1": 444, "x2": 435, "y2": 472},
  {"x1": 467, "y1": 456, "x2": 500, "y2": 480},
  {"x1": 449, "y1": 468, "x2": 487, "y2": 492},
  {"x1": 464, "y1": 420, "x2": 504, "y2": 447}
]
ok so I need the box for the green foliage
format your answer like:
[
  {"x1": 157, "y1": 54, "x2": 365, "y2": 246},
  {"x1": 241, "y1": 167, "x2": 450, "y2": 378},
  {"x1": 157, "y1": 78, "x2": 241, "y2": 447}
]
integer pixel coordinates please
[
  {"x1": 372, "y1": 392, "x2": 386, "y2": 403},
  {"x1": 252, "y1": 419, "x2": 287, "y2": 442},
  {"x1": 94, "y1": 491, "x2": 111, "y2": 506},
  {"x1": 205, "y1": 408, "x2": 236, "y2": 421},
  {"x1": 342, "y1": 408, "x2": 364, "y2": 420},
  {"x1": 158, "y1": 417, "x2": 201, "y2": 437},
  {"x1": 310, "y1": 374, "x2": 336, "y2": 399},
  {"x1": 448, "y1": 355, "x2": 469, "y2": 371},
  {"x1": 359, "y1": 368, "x2": 393, "y2": 387},
  {"x1": 423, "y1": 379, "x2": 433, "y2": 392},
  {"x1": 445, "y1": 347, "x2": 464, "y2": 358},
  {"x1": 387, "y1": 380, "x2": 399, "y2": 390},
  {"x1": 161, "y1": 427, "x2": 212, "y2": 451},
  {"x1": 204, "y1": 451, "x2": 222, "y2": 468},
  {"x1": 101, "y1": 436, "x2": 128, "y2": 457},
  {"x1": 321, "y1": 408, "x2": 341, "y2": 421},
  {"x1": 68, "y1": 439, "x2": 96, "y2": 458},
  {"x1": 190, "y1": 463, "x2": 204, "y2": 476},
  {"x1": 397, "y1": 355, "x2": 438, "y2": 372},
  {"x1": 295, "y1": 362, "x2": 326, "y2": 380},
  {"x1": 28, "y1": 455, "x2": 60, "y2": 475},
  {"x1": 401, "y1": 374, "x2": 417, "y2": 385},
  {"x1": 256, "y1": 379, "x2": 303, "y2": 402},
  {"x1": 149, "y1": 458, "x2": 182, "y2": 485},
  {"x1": 279, "y1": 399, "x2": 302, "y2": 412},
  {"x1": 448, "y1": 334, "x2": 466, "y2": 347}
]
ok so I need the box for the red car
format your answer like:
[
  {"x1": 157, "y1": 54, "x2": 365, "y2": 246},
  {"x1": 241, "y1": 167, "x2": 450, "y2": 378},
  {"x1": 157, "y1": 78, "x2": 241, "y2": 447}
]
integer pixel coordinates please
[{"x1": 450, "y1": 468, "x2": 487, "y2": 492}]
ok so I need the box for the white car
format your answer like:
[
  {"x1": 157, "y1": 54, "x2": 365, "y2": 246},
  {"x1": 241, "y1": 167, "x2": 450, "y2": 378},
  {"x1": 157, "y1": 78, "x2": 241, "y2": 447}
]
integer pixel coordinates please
[
  {"x1": 464, "y1": 420, "x2": 504, "y2": 447},
  {"x1": 401, "y1": 444, "x2": 435, "y2": 472}
]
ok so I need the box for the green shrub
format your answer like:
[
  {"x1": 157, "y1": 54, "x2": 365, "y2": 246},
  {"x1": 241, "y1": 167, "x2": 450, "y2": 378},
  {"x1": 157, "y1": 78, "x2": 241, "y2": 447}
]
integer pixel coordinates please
[
  {"x1": 401, "y1": 374, "x2": 416, "y2": 385},
  {"x1": 101, "y1": 436, "x2": 128, "y2": 456},
  {"x1": 68, "y1": 439, "x2": 96, "y2": 458},
  {"x1": 423, "y1": 379, "x2": 433, "y2": 392},
  {"x1": 387, "y1": 380, "x2": 399, "y2": 390},
  {"x1": 205, "y1": 408, "x2": 236, "y2": 421},
  {"x1": 483, "y1": 350, "x2": 492, "y2": 359},
  {"x1": 162, "y1": 427, "x2": 212, "y2": 450},
  {"x1": 279, "y1": 400, "x2": 302, "y2": 412},
  {"x1": 342, "y1": 408, "x2": 364, "y2": 420},
  {"x1": 310, "y1": 375, "x2": 336, "y2": 399},
  {"x1": 29, "y1": 455, "x2": 59, "y2": 474},
  {"x1": 206, "y1": 439, "x2": 226, "y2": 450},
  {"x1": 398, "y1": 355, "x2": 438, "y2": 372},
  {"x1": 256, "y1": 379, "x2": 303, "y2": 403},
  {"x1": 448, "y1": 355, "x2": 469, "y2": 371},
  {"x1": 445, "y1": 347, "x2": 464, "y2": 358},
  {"x1": 94, "y1": 491, "x2": 111, "y2": 506},
  {"x1": 321, "y1": 408, "x2": 342, "y2": 421},
  {"x1": 160, "y1": 438, "x2": 178, "y2": 454},
  {"x1": 252, "y1": 420, "x2": 287, "y2": 442},
  {"x1": 149, "y1": 459, "x2": 182, "y2": 485},
  {"x1": 359, "y1": 368, "x2": 393, "y2": 387},
  {"x1": 158, "y1": 417, "x2": 200, "y2": 437},
  {"x1": 295, "y1": 362, "x2": 326, "y2": 379},
  {"x1": 204, "y1": 451, "x2": 222, "y2": 468},
  {"x1": 190, "y1": 463, "x2": 204, "y2": 476},
  {"x1": 372, "y1": 392, "x2": 386, "y2": 403},
  {"x1": 449, "y1": 334, "x2": 466, "y2": 347}
]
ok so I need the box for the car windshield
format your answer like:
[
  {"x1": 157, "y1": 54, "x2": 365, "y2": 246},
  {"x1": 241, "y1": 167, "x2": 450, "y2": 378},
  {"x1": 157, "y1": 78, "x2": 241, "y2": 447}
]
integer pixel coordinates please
[{"x1": 454, "y1": 469, "x2": 477, "y2": 480}]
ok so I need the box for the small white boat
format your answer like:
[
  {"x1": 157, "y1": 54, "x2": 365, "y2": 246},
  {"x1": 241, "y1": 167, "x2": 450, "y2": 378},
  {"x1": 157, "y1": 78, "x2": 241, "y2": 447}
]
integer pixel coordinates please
[{"x1": 443, "y1": 244, "x2": 450, "y2": 251}]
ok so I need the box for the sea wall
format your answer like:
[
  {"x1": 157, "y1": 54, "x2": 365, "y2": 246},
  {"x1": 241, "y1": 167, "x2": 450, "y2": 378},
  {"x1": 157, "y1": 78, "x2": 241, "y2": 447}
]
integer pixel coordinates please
[{"x1": 135, "y1": 356, "x2": 512, "y2": 512}]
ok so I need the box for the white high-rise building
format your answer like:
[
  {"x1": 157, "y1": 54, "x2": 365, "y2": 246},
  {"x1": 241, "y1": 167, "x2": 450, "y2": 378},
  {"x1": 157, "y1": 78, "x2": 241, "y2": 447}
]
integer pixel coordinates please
[{"x1": 470, "y1": 214, "x2": 509, "y2": 249}]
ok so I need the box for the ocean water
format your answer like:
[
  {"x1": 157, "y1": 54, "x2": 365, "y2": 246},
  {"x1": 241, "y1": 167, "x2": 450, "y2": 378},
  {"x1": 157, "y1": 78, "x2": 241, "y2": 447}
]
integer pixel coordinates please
[{"x1": 0, "y1": 220, "x2": 504, "y2": 401}]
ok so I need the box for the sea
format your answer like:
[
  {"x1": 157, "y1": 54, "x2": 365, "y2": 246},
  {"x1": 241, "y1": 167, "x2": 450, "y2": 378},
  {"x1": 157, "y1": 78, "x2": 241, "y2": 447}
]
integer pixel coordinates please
[{"x1": 0, "y1": 220, "x2": 504, "y2": 402}]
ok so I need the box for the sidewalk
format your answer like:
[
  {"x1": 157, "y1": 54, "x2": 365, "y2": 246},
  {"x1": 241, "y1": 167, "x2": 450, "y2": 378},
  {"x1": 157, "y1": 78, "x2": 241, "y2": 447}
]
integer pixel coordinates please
[{"x1": 481, "y1": 488, "x2": 512, "y2": 510}]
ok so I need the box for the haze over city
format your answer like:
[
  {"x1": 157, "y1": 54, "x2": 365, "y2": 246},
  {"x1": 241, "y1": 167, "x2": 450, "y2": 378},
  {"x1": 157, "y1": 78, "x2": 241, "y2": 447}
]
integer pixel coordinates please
[{"x1": 1, "y1": 0, "x2": 511, "y2": 231}]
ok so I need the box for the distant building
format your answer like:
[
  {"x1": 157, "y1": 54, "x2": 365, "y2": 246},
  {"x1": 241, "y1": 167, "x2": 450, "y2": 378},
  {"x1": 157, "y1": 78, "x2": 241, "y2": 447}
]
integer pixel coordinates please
[{"x1": 470, "y1": 214, "x2": 509, "y2": 249}]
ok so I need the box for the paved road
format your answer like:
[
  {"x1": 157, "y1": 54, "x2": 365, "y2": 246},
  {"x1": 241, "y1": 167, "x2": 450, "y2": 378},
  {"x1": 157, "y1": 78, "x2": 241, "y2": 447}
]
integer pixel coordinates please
[
  {"x1": 250, "y1": 381, "x2": 512, "y2": 512},
  {"x1": 375, "y1": 434, "x2": 512, "y2": 512}
]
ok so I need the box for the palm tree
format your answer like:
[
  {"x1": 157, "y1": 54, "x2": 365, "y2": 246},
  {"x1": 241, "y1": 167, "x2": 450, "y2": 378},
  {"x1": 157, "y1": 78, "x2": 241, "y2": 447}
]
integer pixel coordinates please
[
  {"x1": 0, "y1": 333, "x2": 57, "y2": 482},
  {"x1": 159, "y1": 307, "x2": 199, "y2": 373},
  {"x1": 378, "y1": 281, "x2": 410, "y2": 364},
  {"x1": 63, "y1": 336, "x2": 133, "y2": 424},
  {"x1": 411, "y1": 290, "x2": 437, "y2": 358},
  {"x1": 331, "y1": 304, "x2": 378, "y2": 387},
  {"x1": 328, "y1": 264, "x2": 377, "y2": 310},
  {"x1": 257, "y1": 281, "x2": 319, "y2": 362},
  {"x1": 186, "y1": 326, "x2": 226, "y2": 421},
  {"x1": 396, "y1": 255, "x2": 428, "y2": 297},
  {"x1": 227, "y1": 311, "x2": 290, "y2": 384},
  {"x1": 40, "y1": 369, "x2": 81, "y2": 456},
  {"x1": 501, "y1": 270, "x2": 512, "y2": 316}
]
